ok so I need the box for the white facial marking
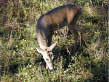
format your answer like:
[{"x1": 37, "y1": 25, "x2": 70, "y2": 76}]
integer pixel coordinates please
[
  {"x1": 42, "y1": 52, "x2": 53, "y2": 70},
  {"x1": 36, "y1": 42, "x2": 57, "y2": 70},
  {"x1": 36, "y1": 48, "x2": 54, "y2": 70}
]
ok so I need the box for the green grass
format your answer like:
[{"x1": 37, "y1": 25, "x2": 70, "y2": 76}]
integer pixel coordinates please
[{"x1": 0, "y1": 0, "x2": 108, "y2": 82}]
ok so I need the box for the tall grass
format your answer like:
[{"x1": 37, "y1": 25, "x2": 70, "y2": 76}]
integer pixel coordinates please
[{"x1": 0, "y1": 0, "x2": 108, "y2": 82}]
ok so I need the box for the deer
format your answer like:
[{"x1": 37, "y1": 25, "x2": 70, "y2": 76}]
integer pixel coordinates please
[{"x1": 36, "y1": 4, "x2": 82, "y2": 70}]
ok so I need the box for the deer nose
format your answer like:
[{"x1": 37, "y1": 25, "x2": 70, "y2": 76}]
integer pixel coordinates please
[
  {"x1": 49, "y1": 67, "x2": 54, "y2": 70},
  {"x1": 49, "y1": 66, "x2": 54, "y2": 70}
]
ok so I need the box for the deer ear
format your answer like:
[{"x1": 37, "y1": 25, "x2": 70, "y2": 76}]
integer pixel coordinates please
[
  {"x1": 36, "y1": 47, "x2": 44, "y2": 54},
  {"x1": 49, "y1": 42, "x2": 57, "y2": 51}
]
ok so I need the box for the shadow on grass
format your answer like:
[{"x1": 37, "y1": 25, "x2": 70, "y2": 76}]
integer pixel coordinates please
[
  {"x1": 53, "y1": 40, "x2": 86, "y2": 70},
  {"x1": 85, "y1": 61, "x2": 108, "y2": 82}
]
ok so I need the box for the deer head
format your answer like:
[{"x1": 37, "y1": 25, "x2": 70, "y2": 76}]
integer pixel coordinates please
[{"x1": 36, "y1": 42, "x2": 57, "y2": 70}]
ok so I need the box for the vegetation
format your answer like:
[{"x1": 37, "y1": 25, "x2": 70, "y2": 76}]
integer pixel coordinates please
[{"x1": 0, "y1": 0, "x2": 108, "y2": 82}]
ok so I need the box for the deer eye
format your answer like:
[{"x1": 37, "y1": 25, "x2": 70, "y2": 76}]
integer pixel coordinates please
[{"x1": 46, "y1": 58, "x2": 49, "y2": 61}]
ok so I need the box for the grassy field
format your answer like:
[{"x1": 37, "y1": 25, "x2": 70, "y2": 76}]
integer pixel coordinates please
[{"x1": 0, "y1": 0, "x2": 108, "y2": 82}]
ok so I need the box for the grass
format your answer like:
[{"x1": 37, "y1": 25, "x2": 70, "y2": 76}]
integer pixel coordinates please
[{"x1": 0, "y1": 0, "x2": 108, "y2": 82}]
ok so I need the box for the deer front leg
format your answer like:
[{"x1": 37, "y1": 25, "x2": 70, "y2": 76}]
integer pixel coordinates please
[
  {"x1": 45, "y1": 32, "x2": 54, "y2": 69},
  {"x1": 68, "y1": 25, "x2": 79, "y2": 41}
]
